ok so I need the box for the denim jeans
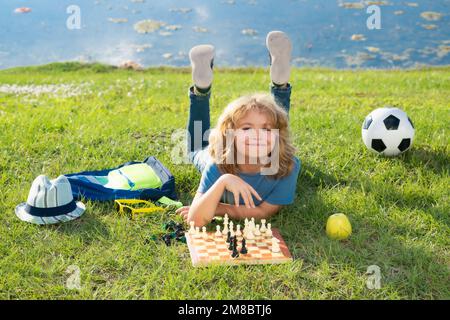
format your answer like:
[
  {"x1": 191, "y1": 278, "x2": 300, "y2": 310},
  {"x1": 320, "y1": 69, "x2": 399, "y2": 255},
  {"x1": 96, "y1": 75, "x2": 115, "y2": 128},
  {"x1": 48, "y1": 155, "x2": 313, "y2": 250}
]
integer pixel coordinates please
[{"x1": 187, "y1": 84, "x2": 292, "y2": 174}]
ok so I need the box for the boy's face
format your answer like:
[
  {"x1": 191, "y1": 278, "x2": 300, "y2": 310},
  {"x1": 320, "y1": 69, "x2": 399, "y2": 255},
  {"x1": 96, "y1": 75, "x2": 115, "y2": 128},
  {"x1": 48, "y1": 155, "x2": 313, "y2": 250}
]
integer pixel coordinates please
[{"x1": 234, "y1": 110, "x2": 278, "y2": 164}]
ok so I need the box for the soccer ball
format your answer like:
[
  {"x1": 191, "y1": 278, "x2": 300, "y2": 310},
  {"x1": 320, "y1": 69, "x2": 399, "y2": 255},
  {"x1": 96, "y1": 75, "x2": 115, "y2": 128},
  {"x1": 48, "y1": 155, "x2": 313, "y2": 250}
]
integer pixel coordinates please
[{"x1": 362, "y1": 107, "x2": 415, "y2": 157}]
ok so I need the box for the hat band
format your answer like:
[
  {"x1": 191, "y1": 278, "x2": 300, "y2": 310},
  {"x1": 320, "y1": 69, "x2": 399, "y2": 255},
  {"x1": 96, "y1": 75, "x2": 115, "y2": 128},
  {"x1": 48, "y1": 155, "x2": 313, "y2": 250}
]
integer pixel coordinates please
[{"x1": 24, "y1": 200, "x2": 77, "y2": 217}]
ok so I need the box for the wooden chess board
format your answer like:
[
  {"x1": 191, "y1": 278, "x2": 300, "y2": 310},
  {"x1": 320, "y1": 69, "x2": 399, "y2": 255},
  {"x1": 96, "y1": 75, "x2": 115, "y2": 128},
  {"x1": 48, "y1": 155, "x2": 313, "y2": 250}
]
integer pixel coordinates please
[{"x1": 185, "y1": 228, "x2": 293, "y2": 267}]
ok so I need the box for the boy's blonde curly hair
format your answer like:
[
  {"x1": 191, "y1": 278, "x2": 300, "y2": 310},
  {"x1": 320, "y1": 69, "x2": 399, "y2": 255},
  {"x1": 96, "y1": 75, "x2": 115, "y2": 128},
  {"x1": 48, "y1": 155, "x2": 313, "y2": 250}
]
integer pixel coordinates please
[{"x1": 208, "y1": 93, "x2": 296, "y2": 179}]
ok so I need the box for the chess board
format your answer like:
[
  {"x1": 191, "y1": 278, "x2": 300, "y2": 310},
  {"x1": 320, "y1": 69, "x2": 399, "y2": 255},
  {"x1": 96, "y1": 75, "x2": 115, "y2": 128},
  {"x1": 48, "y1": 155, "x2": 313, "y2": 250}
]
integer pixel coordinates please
[{"x1": 186, "y1": 228, "x2": 293, "y2": 267}]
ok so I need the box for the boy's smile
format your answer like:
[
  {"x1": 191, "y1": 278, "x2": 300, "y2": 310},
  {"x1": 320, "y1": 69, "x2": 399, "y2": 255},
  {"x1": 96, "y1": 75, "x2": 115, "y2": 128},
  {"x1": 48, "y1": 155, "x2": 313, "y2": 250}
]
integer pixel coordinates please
[{"x1": 235, "y1": 110, "x2": 277, "y2": 165}]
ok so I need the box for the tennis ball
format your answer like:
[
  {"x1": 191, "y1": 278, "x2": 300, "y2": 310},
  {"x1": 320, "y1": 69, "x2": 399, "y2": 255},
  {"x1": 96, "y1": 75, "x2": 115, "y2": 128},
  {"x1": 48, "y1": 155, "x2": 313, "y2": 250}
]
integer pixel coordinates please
[{"x1": 326, "y1": 213, "x2": 352, "y2": 240}]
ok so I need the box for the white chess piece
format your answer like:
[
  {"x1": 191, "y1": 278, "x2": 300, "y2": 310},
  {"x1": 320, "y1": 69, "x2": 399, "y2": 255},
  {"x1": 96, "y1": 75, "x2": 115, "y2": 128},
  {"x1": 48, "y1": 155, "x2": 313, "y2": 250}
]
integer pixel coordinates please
[
  {"x1": 223, "y1": 214, "x2": 229, "y2": 226},
  {"x1": 222, "y1": 220, "x2": 229, "y2": 235},
  {"x1": 265, "y1": 223, "x2": 272, "y2": 238},
  {"x1": 243, "y1": 219, "x2": 249, "y2": 235},
  {"x1": 215, "y1": 225, "x2": 222, "y2": 237},
  {"x1": 246, "y1": 224, "x2": 255, "y2": 240},
  {"x1": 228, "y1": 221, "x2": 235, "y2": 237},
  {"x1": 254, "y1": 224, "x2": 261, "y2": 236},
  {"x1": 235, "y1": 224, "x2": 242, "y2": 237},
  {"x1": 260, "y1": 219, "x2": 267, "y2": 233},
  {"x1": 250, "y1": 217, "x2": 255, "y2": 229},
  {"x1": 188, "y1": 221, "x2": 196, "y2": 235},
  {"x1": 271, "y1": 237, "x2": 280, "y2": 253},
  {"x1": 194, "y1": 226, "x2": 200, "y2": 238},
  {"x1": 202, "y1": 226, "x2": 208, "y2": 239}
]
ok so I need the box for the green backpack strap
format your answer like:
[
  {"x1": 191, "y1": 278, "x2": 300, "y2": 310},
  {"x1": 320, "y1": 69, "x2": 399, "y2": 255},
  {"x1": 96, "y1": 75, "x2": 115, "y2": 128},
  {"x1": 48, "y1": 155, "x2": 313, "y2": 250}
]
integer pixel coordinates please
[{"x1": 157, "y1": 196, "x2": 183, "y2": 208}]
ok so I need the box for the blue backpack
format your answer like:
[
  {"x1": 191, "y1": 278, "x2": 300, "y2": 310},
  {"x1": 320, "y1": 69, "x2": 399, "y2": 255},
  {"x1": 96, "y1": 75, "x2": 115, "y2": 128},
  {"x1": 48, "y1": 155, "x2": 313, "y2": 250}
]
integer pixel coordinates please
[{"x1": 65, "y1": 156, "x2": 178, "y2": 202}]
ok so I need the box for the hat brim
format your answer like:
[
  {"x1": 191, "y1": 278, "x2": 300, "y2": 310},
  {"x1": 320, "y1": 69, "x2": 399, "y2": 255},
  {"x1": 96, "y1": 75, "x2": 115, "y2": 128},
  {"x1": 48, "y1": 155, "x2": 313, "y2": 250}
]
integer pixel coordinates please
[{"x1": 15, "y1": 201, "x2": 86, "y2": 225}]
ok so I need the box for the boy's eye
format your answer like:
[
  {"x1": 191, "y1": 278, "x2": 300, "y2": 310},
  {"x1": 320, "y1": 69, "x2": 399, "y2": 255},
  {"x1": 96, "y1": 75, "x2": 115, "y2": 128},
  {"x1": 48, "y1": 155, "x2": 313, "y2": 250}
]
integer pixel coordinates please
[{"x1": 242, "y1": 127, "x2": 251, "y2": 131}]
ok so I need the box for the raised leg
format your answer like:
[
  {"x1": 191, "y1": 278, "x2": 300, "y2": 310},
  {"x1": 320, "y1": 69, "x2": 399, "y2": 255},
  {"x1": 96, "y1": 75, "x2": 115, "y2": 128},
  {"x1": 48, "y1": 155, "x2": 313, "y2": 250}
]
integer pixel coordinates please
[
  {"x1": 266, "y1": 31, "x2": 292, "y2": 116},
  {"x1": 271, "y1": 84, "x2": 291, "y2": 116},
  {"x1": 187, "y1": 45, "x2": 215, "y2": 173}
]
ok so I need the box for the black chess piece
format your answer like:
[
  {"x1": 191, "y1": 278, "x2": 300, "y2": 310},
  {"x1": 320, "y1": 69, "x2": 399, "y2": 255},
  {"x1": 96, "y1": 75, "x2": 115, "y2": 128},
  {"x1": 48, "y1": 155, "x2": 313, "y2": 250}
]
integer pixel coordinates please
[
  {"x1": 231, "y1": 247, "x2": 239, "y2": 258},
  {"x1": 240, "y1": 238, "x2": 248, "y2": 254},
  {"x1": 228, "y1": 236, "x2": 234, "y2": 251},
  {"x1": 175, "y1": 228, "x2": 185, "y2": 238},
  {"x1": 231, "y1": 238, "x2": 239, "y2": 258},
  {"x1": 162, "y1": 234, "x2": 172, "y2": 246},
  {"x1": 226, "y1": 231, "x2": 231, "y2": 243}
]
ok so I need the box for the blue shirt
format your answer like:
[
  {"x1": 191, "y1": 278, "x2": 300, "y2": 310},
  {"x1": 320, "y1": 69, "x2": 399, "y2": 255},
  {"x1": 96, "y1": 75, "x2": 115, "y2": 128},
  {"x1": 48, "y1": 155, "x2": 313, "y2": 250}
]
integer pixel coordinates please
[{"x1": 197, "y1": 157, "x2": 301, "y2": 206}]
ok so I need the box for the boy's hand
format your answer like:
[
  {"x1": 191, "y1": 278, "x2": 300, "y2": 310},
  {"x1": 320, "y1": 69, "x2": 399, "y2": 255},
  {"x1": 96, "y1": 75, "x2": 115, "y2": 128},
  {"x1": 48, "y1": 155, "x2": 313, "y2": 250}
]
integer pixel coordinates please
[
  {"x1": 176, "y1": 206, "x2": 190, "y2": 222},
  {"x1": 219, "y1": 174, "x2": 262, "y2": 208}
]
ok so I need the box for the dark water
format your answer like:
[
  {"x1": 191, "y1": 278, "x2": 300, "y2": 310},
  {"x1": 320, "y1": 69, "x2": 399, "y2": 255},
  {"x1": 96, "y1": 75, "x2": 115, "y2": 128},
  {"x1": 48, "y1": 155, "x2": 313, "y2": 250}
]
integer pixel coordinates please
[{"x1": 0, "y1": 0, "x2": 449, "y2": 69}]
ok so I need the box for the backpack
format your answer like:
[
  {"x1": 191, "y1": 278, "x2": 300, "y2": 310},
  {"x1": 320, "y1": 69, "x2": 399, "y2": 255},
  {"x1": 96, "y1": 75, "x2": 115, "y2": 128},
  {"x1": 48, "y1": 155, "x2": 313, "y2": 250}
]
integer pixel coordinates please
[{"x1": 65, "y1": 156, "x2": 178, "y2": 202}]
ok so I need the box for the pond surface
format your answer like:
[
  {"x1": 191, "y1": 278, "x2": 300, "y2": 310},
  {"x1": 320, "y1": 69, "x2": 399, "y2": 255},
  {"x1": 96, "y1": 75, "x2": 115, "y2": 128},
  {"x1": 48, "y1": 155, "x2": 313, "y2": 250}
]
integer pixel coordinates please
[{"x1": 0, "y1": 0, "x2": 449, "y2": 69}]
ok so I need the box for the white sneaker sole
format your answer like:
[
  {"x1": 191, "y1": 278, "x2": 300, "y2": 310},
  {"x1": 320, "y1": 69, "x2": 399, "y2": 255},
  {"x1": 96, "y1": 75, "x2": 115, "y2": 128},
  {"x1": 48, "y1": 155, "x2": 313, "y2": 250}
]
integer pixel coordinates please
[
  {"x1": 189, "y1": 44, "x2": 215, "y2": 89},
  {"x1": 266, "y1": 31, "x2": 292, "y2": 85}
]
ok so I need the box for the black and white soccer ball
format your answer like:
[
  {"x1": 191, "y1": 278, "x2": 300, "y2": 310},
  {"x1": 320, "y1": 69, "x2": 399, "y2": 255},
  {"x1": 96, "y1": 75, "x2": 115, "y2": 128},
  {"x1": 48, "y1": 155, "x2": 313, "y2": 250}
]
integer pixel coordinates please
[{"x1": 362, "y1": 107, "x2": 415, "y2": 157}]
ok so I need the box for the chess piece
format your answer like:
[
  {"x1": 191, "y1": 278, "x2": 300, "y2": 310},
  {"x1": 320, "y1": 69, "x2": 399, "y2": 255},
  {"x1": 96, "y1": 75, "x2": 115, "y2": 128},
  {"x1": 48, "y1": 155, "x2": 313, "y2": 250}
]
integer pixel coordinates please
[
  {"x1": 194, "y1": 226, "x2": 200, "y2": 238},
  {"x1": 271, "y1": 237, "x2": 280, "y2": 253},
  {"x1": 265, "y1": 223, "x2": 272, "y2": 238},
  {"x1": 228, "y1": 236, "x2": 234, "y2": 251},
  {"x1": 246, "y1": 225, "x2": 255, "y2": 240},
  {"x1": 254, "y1": 224, "x2": 261, "y2": 236},
  {"x1": 215, "y1": 225, "x2": 222, "y2": 237},
  {"x1": 222, "y1": 218, "x2": 229, "y2": 235},
  {"x1": 229, "y1": 221, "x2": 235, "y2": 237},
  {"x1": 260, "y1": 219, "x2": 267, "y2": 233},
  {"x1": 188, "y1": 221, "x2": 195, "y2": 235},
  {"x1": 226, "y1": 231, "x2": 231, "y2": 243},
  {"x1": 231, "y1": 240, "x2": 239, "y2": 258},
  {"x1": 243, "y1": 219, "x2": 248, "y2": 236},
  {"x1": 223, "y1": 214, "x2": 229, "y2": 227},
  {"x1": 240, "y1": 238, "x2": 248, "y2": 254},
  {"x1": 162, "y1": 234, "x2": 172, "y2": 246},
  {"x1": 250, "y1": 217, "x2": 256, "y2": 230},
  {"x1": 201, "y1": 226, "x2": 208, "y2": 239},
  {"x1": 235, "y1": 224, "x2": 242, "y2": 237}
]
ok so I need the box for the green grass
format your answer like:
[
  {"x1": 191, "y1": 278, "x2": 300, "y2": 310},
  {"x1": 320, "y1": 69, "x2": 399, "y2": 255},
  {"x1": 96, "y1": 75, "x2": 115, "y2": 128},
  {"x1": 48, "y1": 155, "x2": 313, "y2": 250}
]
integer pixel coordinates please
[{"x1": 0, "y1": 62, "x2": 448, "y2": 299}]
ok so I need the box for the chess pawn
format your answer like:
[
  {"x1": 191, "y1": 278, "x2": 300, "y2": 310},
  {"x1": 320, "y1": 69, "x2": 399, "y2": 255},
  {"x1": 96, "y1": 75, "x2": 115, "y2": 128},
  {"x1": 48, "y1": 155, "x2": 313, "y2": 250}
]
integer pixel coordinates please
[
  {"x1": 260, "y1": 219, "x2": 267, "y2": 233},
  {"x1": 235, "y1": 224, "x2": 242, "y2": 237},
  {"x1": 265, "y1": 223, "x2": 273, "y2": 238},
  {"x1": 202, "y1": 226, "x2": 208, "y2": 239},
  {"x1": 194, "y1": 226, "x2": 201, "y2": 238},
  {"x1": 215, "y1": 225, "x2": 222, "y2": 237},
  {"x1": 254, "y1": 224, "x2": 261, "y2": 236},
  {"x1": 188, "y1": 221, "x2": 196, "y2": 235},
  {"x1": 271, "y1": 237, "x2": 281, "y2": 253},
  {"x1": 250, "y1": 217, "x2": 256, "y2": 229}
]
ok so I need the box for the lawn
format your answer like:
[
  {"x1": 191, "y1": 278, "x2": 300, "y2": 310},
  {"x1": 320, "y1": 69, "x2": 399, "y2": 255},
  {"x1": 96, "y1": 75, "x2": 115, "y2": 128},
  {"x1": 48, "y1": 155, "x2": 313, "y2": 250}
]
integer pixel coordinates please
[{"x1": 0, "y1": 62, "x2": 448, "y2": 299}]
